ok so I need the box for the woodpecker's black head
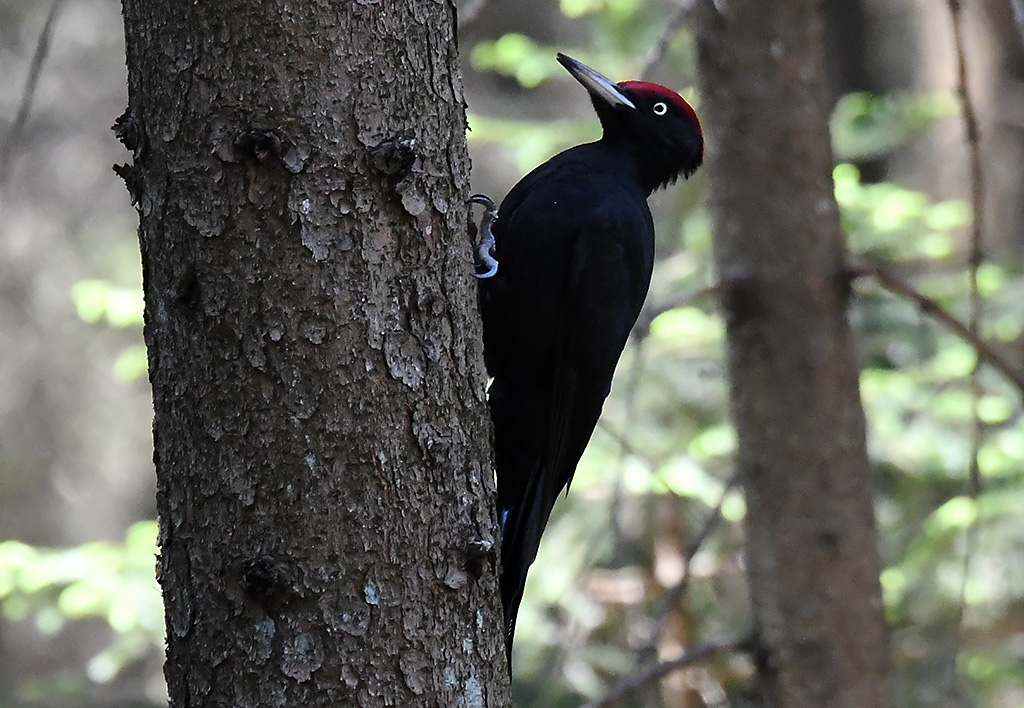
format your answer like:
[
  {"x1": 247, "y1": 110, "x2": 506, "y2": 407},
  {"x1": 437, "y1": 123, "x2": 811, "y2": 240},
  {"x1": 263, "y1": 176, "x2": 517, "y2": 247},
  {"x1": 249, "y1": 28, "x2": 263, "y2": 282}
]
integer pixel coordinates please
[{"x1": 556, "y1": 53, "x2": 704, "y2": 193}]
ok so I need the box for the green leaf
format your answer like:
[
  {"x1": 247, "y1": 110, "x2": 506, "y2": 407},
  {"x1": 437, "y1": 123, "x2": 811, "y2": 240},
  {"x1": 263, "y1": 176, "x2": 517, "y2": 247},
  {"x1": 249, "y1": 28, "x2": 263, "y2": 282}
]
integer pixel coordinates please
[
  {"x1": 113, "y1": 345, "x2": 148, "y2": 382},
  {"x1": 649, "y1": 306, "x2": 723, "y2": 345},
  {"x1": 471, "y1": 34, "x2": 565, "y2": 88},
  {"x1": 720, "y1": 490, "x2": 746, "y2": 522},
  {"x1": 71, "y1": 280, "x2": 114, "y2": 324},
  {"x1": 655, "y1": 457, "x2": 722, "y2": 506},
  {"x1": 71, "y1": 279, "x2": 144, "y2": 328},
  {"x1": 924, "y1": 200, "x2": 970, "y2": 231},
  {"x1": 688, "y1": 423, "x2": 737, "y2": 460},
  {"x1": 932, "y1": 496, "x2": 978, "y2": 531}
]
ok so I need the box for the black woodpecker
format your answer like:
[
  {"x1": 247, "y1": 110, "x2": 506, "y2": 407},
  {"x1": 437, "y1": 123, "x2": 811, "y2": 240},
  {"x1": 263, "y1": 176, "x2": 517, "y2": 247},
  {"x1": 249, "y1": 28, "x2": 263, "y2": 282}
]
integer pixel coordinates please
[{"x1": 473, "y1": 53, "x2": 703, "y2": 667}]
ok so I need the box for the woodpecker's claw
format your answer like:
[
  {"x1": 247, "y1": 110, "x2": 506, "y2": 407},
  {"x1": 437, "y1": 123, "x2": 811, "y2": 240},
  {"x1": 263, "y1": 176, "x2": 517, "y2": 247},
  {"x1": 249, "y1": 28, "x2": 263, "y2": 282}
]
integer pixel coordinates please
[{"x1": 469, "y1": 193, "x2": 499, "y2": 278}]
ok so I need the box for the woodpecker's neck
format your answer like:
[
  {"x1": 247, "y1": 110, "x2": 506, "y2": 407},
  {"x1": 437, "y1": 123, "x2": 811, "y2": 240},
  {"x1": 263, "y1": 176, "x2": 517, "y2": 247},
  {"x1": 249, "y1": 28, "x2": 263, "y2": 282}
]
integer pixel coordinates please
[{"x1": 599, "y1": 134, "x2": 683, "y2": 196}]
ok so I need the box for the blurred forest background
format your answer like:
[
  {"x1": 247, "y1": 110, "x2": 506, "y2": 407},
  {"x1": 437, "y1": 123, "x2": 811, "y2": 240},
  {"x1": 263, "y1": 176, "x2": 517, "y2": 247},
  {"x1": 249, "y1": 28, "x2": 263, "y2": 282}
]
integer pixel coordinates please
[{"x1": 1, "y1": 0, "x2": 1023, "y2": 706}]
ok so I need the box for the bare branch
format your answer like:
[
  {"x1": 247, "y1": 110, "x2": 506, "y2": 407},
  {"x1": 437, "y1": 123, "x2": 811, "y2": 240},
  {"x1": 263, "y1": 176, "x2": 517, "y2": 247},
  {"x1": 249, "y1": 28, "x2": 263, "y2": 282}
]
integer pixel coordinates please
[
  {"x1": 638, "y1": 470, "x2": 739, "y2": 659},
  {"x1": 947, "y1": 4, "x2": 988, "y2": 701},
  {"x1": 607, "y1": 337, "x2": 649, "y2": 549},
  {"x1": 641, "y1": 0, "x2": 722, "y2": 80},
  {"x1": 848, "y1": 260, "x2": 1024, "y2": 398},
  {"x1": 632, "y1": 284, "x2": 719, "y2": 339},
  {"x1": 578, "y1": 635, "x2": 749, "y2": 708},
  {"x1": 0, "y1": 0, "x2": 65, "y2": 186},
  {"x1": 596, "y1": 419, "x2": 646, "y2": 459},
  {"x1": 946, "y1": 0, "x2": 986, "y2": 489},
  {"x1": 641, "y1": 2, "x2": 695, "y2": 80}
]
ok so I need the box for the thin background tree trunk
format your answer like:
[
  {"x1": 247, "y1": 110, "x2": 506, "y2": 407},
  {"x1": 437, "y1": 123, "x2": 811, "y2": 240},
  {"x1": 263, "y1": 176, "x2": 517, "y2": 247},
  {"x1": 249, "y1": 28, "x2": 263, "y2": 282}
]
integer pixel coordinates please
[
  {"x1": 693, "y1": 2, "x2": 892, "y2": 706},
  {"x1": 117, "y1": 1, "x2": 511, "y2": 705}
]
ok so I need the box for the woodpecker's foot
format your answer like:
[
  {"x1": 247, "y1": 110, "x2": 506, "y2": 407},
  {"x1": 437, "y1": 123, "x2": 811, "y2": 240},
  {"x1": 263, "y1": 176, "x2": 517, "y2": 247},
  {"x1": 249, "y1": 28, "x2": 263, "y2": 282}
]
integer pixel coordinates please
[{"x1": 469, "y1": 193, "x2": 499, "y2": 278}]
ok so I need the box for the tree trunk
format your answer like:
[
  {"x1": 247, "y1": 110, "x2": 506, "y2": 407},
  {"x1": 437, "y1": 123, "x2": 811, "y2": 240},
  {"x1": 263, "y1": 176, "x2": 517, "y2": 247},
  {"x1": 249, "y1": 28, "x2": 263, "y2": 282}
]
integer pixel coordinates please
[
  {"x1": 117, "y1": 1, "x2": 511, "y2": 706},
  {"x1": 692, "y1": 2, "x2": 892, "y2": 707}
]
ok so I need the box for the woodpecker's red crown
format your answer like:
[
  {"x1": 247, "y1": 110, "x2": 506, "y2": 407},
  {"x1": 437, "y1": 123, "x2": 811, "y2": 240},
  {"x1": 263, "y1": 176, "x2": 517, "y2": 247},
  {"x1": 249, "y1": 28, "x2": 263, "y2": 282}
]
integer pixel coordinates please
[{"x1": 618, "y1": 81, "x2": 702, "y2": 141}]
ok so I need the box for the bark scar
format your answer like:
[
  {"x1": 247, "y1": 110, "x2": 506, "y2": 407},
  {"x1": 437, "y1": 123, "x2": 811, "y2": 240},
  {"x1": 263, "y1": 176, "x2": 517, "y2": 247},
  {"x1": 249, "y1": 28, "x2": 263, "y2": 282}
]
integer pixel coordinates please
[{"x1": 369, "y1": 133, "x2": 417, "y2": 178}]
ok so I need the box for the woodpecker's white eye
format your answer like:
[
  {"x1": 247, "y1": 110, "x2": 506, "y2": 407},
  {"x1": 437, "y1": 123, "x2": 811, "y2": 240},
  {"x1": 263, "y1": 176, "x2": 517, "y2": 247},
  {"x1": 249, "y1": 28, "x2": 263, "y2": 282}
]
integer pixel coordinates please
[{"x1": 653, "y1": 101, "x2": 668, "y2": 116}]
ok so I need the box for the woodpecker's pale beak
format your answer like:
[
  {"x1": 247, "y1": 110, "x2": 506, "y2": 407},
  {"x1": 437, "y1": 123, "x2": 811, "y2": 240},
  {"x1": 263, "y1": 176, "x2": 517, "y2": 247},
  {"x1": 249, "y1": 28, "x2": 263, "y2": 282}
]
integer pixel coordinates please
[{"x1": 556, "y1": 53, "x2": 636, "y2": 110}]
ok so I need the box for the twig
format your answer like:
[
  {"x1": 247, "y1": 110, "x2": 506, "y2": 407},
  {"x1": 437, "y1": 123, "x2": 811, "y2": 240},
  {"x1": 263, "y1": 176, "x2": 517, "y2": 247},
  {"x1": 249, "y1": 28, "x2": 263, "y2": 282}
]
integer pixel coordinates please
[
  {"x1": 948, "y1": 1, "x2": 986, "y2": 701},
  {"x1": 641, "y1": 2, "x2": 695, "y2": 80},
  {"x1": 848, "y1": 260, "x2": 1024, "y2": 398},
  {"x1": 0, "y1": 0, "x2": 65, "y2": 185},
  {"x1": 608, "y1": 336, "x2": 649, "y2": 550},
  {"x1": 597, "y1": 419, "x2": 645, "y2": 459},
  {"x1": 638, "y1": 470, "x2": 739, "y2": 659},
  {"x1": 947, "y1": 0, "x2": 986, "y2": 492},
  {"x1": 578, "y1": 635, "x2": 749, "y2": 708},
  {"x1": 640, "y1": 0, "x2": 723, "y2": 80},
  {"x1": 632, "y1": 284, "x2": 719, "y2": 339}
]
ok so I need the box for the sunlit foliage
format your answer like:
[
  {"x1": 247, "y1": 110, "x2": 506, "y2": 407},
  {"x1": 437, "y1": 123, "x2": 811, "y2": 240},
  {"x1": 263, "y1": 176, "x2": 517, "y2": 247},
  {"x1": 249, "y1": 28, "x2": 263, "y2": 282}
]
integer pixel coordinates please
[{"x1": 0, "y1": 523, "x2": 162, "y2": 686}]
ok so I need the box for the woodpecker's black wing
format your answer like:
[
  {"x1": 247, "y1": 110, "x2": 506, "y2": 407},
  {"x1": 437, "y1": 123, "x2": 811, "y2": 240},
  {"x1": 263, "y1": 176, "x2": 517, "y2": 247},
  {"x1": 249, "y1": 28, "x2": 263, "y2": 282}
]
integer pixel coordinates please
[{"x1": 478, "y1": 149, "x2": 655, "y2": 661}]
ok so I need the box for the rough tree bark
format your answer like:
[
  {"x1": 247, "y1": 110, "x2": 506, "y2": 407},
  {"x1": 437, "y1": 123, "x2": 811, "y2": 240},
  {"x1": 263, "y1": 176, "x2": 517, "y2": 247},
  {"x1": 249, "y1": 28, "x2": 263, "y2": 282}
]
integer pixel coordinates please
[
  {"x1": 693, "y1": 2, "x2": 892, "y2": 707},
  {"x1": 117, "y1": 1, "x2": 511, "y2": 706}
]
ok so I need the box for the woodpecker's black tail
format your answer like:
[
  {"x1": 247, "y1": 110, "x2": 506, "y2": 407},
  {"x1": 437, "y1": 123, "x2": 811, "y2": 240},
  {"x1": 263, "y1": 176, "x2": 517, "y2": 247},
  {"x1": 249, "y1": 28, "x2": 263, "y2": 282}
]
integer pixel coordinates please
[
  {"x1": 490, "y1": 358, "x2": 612, "y2": 672},
  {"x1": 498, "y1": 461, "x2": 553, "y2": 673}
]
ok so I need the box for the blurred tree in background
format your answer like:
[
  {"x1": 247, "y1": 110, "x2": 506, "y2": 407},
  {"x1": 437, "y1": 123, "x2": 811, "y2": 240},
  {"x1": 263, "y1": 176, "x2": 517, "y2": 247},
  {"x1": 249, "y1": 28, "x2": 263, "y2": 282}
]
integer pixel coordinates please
[{"x1": 0, "y1": 0, "x2": 1022, "y2": 706}]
